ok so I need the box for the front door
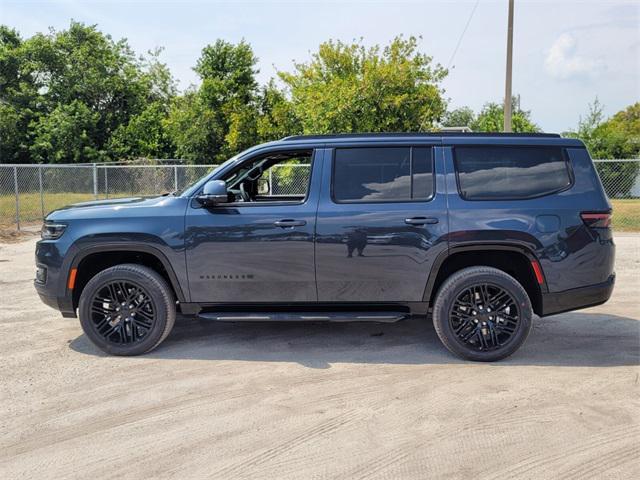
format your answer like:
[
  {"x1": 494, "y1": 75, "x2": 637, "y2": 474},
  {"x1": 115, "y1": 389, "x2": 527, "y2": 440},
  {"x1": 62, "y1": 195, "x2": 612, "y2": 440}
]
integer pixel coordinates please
[
  {"x1": 315, "y1": 145, "x2": 448, "y2": 302},
  {"x1": 185, "y1": 148, "x2": 322, "y2": 303}
]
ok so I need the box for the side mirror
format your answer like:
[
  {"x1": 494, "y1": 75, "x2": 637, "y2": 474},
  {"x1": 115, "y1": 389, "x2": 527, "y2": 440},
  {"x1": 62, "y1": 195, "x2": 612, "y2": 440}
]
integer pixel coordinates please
[
  {"x1": 197, "y1": 180, "x2": 229, "y2": 206},
  {"x1": 257, "y1": 177, "x2": 270, "y2": 195}
]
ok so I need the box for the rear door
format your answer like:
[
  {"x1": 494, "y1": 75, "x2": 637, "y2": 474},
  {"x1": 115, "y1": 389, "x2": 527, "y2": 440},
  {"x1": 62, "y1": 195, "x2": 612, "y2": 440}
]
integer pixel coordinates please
[{"x1": 314, "y1": 144, "x2": 448, "y2": 302}]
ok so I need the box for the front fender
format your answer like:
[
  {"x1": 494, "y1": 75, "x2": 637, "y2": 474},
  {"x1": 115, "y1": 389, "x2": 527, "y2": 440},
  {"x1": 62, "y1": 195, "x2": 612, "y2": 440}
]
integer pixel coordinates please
[{"x1": 66, "y1": 240, "x2": 188, "y2": 303}]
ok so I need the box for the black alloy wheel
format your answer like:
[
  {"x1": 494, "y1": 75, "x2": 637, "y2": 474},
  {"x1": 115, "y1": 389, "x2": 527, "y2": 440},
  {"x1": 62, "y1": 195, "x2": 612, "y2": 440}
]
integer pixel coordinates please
[
  {"x1": 78, "y1": 264, "x2": 176, "y2": 356},
  {"x1": 432, "y1": 266, "x2": 533, "y2": 361},
  {"x1": 448, "y1": 283, "x2": 520, "y2": 352},
  {"x1": 90, "y1": 280, "x2": 156, "y2": 345}
]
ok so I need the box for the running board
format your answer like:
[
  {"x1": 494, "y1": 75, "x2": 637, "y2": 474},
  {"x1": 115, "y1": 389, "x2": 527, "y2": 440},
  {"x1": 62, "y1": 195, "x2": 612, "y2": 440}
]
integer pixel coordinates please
[{"x1": 197, "y1": 311, "x2": 408, "y2": 323}]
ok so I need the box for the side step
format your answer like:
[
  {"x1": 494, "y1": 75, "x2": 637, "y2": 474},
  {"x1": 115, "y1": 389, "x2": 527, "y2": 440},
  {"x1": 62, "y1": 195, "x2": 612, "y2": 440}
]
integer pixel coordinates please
[{"x1": 197, "y1": 311, "x2": 409, "y2": 323}]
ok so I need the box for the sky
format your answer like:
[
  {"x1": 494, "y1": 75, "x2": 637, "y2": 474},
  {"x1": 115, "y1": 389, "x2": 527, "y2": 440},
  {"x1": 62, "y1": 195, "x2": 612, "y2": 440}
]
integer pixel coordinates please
[{"x1": 1, "y1": 0, "x2": 639, "y2": 132}]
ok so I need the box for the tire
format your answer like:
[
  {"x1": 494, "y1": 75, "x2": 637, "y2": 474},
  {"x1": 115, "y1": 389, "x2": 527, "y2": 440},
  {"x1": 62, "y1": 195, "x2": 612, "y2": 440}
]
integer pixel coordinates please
[
  {"x1": 78, "y1": 264, "x2": 176, "y2": 356},
  {"x1": 432, "y1": 266, "x2": 532, "y2": 362}
]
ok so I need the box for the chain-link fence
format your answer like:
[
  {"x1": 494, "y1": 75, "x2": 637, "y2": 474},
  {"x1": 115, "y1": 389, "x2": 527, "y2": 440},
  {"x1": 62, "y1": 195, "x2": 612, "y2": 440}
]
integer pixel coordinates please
[
  {"x1": 593, "y1": 159, "x2": 640, "y2": 231},
  {"x1": 0, "y1": 163, "x2": 314, "y2": 230},
  {"x1": 1, "y1": 160, "x2": 638, "y2": 231},
  {"x1": 0, "y1": 164, "x2": 215, "y2": 229}
]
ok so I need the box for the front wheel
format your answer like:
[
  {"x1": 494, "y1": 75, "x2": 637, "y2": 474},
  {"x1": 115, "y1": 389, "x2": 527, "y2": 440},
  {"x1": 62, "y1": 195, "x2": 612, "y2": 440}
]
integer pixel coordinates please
[
  {"x1": 78, "y1": 264, "x2": 176, "y2": 356},
  {"x1": 432, "y1": 266, "x2": 533, "y2": 362}
]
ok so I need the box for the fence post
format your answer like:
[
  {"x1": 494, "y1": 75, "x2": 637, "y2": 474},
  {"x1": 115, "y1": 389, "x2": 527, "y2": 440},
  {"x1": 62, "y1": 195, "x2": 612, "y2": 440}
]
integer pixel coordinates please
[
  {"x1": 174, "y1": 165, "x2": 179, "y2": 192},
  {"x1": 93, "y1": 163, "x2": 98, "y2": 199},
  {"x1": 269, "y1": 169, "x2": 273, "y2": 195},
  {"x1": 104, "y1": 167, "x2": 108, "y2": 199},
  {"x1": 39, "y1": 165, "x2": 44, "y2": 219},
  {"x1": 13, "y1": 166, "x2": 20, "y2": 231}
]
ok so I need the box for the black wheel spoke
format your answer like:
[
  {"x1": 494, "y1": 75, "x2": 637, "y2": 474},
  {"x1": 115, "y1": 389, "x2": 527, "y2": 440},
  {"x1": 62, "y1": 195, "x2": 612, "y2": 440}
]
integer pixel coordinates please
[
  {"x1": 476, "y1": 329, "x2": 487, "y2": 349},
  {"x1": 454, "y1": 319, "x2": 473, "y2": 335},
  {"x1": 449, "y1": 282, "x2": 520, "y2": 352},
  {"x1": 136, "y1": 308, "x2": 154, "y2": 322},
  {"x1": 89, "y1": 280, "x2": 155, "y2": 346}
]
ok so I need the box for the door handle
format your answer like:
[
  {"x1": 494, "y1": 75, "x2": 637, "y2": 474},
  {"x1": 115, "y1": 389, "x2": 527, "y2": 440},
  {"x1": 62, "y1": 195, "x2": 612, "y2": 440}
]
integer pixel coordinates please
[
  {"x1": 405, "y1": 217, "x2": 439, "y2": 226},
  {"x1": 274, "y1": 219, "x2": 307, "y2": 228}
]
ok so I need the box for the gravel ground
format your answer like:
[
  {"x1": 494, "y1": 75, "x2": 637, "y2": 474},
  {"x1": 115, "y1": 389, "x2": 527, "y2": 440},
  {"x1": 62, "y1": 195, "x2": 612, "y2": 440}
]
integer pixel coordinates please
[{"x1": 0, "y1": 236, "x2": 638, "y2": 479}]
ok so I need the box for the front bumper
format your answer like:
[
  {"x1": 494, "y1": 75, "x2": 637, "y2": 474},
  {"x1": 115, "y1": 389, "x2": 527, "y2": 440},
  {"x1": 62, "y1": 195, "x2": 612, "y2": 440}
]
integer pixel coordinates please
[
  {"x1": 34, "y1": 279, "x2": 76, "y2": 318},
  {"x1": 35, "y1": 287, "x2": 76, "y2": 317},
  {"x1": 34, "y1": 239, "x2": 77, "y2": 318},
  {"x1": 540, "y1": 274, "x2": 615, "y2": 316}
]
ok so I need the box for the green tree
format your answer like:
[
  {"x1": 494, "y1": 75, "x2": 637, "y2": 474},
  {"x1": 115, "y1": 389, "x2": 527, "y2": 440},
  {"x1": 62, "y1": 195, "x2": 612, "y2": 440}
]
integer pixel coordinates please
[
  {"x1": 108, "y1": 48, "x2": 177, "y2": 159},
  {"x1": 195, "y1": 39, "x2": 257, "y2": 107},
  {"x1": 1, "y1": 22, "x2": 174, "y2": 163},
  {"x1": 441, "y1": 106, "x2": 475, "y2": 129},
  {"x1": 278, "y1": 36, "x2": 447, "y2": 134},
  {"x1": 568, "y1": 100, "x2": 640, "y2": 197},
  {"x1": 32, "y1": 22, "x2": 149, "y2": 150},
  {"x1": 167, "y1": 39, "x2": 261, "y2": 163},
  {"x1": 143, "y1": 47, "x2": 177, "y2": 105},
  {"x1": 256, "y1": 80, "x2": 302, "y2": 142},
  {"x1": 165, "y1": 89, "x2": 218, "y2": 163},
  {"x1": 108, "y1": 103, "x2": 175, "y2": 159},
  {"x1": 0, "y1": 103, "x2": 28, "y2": 163},
  {"x1": 0, "y1": 26, "x2": 39, "y2": 163},
  {"x1": 30, "y1": 100, "x2": 102, "y2": 163},
  {"x1": 224, "y1": 103, "x2": 259, "y2": 158},
  {"x1": 470, "y1": 96, "x2": 539, "y2": 133}
]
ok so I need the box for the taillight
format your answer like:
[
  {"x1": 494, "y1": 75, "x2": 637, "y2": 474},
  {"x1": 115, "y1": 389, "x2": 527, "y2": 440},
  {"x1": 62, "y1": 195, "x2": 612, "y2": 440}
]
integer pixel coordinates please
[{"x1": 580, "y1": 212, "x2": 612, "y2": 228}]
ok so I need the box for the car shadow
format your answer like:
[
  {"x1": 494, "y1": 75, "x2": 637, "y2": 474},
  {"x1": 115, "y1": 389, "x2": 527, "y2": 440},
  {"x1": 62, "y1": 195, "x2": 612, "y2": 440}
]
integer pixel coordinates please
[{"x1": 69, "y1": 311, "x2": 640, "y2": 368}]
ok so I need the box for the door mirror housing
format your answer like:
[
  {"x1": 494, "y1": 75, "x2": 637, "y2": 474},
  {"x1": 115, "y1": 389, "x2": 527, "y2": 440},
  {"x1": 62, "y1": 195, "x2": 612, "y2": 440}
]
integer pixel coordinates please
[
  {"x1": 197, "y1": 180, "x2": 229, "y2": 206},
  {"x1": 257, "y1": 177, "x2": 270, "y2": 195}
]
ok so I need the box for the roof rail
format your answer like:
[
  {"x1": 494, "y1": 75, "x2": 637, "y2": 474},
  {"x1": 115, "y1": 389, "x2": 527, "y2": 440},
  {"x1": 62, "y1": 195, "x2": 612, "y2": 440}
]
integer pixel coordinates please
[{"x1": 281, "y1": 132, "x2": 561, "y2": 141}]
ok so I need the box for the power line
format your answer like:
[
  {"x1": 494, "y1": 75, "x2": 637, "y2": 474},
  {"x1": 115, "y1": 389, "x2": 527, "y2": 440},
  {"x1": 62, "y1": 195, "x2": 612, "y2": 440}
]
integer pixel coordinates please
[{"x1": 419, "y1": 0, "x2": 481, "y2": 131}]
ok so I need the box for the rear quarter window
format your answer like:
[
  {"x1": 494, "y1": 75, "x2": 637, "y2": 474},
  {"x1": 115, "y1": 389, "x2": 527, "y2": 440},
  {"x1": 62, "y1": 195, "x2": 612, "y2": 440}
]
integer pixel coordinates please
[{"x1": 454, "y1": 146, "x2": 572, "y2": 200}]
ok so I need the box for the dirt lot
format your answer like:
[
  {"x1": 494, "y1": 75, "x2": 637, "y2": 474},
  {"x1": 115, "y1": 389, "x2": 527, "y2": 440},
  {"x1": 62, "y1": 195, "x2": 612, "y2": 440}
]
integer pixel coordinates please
[{"x1": 0, "y1": 236, "x2": 638, "y2": 479}]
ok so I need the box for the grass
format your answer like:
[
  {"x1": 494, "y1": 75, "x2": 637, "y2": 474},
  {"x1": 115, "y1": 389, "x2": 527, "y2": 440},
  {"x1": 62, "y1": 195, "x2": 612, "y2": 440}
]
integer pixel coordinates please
[
  {"x1": 610, "y1": 199, "x2": 640, "y2": 232},
  {"x1": 1, "y1": 193, "x2": 639, "y2": 231},
  {"x1": 0, "y1": 192, "x2": 98, "y2": 227}
]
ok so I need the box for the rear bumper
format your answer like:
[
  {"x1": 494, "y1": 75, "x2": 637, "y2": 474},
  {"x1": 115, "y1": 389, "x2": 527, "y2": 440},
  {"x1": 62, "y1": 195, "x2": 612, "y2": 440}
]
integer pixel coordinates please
[{"x1": 540, "y1": 274, "x2": 615, "y2": 316}]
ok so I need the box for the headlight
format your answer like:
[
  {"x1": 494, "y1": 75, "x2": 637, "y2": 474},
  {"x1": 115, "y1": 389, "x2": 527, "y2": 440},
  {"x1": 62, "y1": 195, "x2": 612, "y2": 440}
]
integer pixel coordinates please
[{"x1": 41, "y1": 223, "x2": 67, "y2": 240}]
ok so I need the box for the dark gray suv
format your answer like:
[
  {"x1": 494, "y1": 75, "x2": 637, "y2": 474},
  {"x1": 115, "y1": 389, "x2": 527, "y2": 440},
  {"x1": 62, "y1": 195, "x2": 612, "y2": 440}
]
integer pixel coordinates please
[{"x1": 35, "y1": 133, "x2": 615, "y2": 361}]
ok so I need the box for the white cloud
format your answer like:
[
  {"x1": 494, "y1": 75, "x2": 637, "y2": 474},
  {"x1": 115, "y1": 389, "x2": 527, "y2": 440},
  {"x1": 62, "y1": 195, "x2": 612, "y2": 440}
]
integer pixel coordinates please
[{"x1": 544, "y1": 33, "x2": 604, "y2": 79}]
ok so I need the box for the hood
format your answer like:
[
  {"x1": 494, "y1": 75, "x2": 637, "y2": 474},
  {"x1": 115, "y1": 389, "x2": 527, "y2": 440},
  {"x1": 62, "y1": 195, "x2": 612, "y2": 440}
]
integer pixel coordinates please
[
  {"x1": 45, "y1": 195, "x2": 177, "y2": 222},
  {"x1": 63, "y1": 197, "x2": 147, "y2": 209}
]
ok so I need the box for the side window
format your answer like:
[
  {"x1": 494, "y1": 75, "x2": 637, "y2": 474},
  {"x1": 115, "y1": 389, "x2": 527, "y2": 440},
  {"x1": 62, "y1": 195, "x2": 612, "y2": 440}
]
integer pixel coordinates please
[
  {"x1": 223, "y1": 150, "x2": 312, "y2": 203},
  {"x1": 263, "y1": 156, "x2": 311, "y2": 196},
  {"x1": 455, "y1": 146, "x2": 572, "y2": 200},
  {"x1": 333, "y1": 147, "x2": 434, "y2": 202}
]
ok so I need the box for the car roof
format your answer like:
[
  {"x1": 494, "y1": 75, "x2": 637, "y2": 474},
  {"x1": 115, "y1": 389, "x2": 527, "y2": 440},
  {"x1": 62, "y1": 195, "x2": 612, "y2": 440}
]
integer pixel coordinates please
[{"x1": 274, "y1": 132, "x2": 584, "y2": 148}]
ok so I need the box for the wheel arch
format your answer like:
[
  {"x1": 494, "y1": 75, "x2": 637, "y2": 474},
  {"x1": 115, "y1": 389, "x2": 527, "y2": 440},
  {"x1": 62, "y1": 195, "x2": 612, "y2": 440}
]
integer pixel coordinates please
[
  {"x1": 69, "y1": 243, "x2": 187, "y2": 310},
  {"x1": 423, "y1": 243, "x2": 545, "y2": 316}
]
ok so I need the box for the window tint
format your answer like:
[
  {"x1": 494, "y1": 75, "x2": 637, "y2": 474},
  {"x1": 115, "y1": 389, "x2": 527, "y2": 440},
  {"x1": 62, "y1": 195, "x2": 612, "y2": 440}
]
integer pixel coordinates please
[
  {"x1": 412, "y1": 147, "x2": 433, "y2": 200},
  {"x1": 333, "y1": 147, "x2": 434, "y2": 202},
  {"x1": 455, "y1": 146, "x2": 571, "y2": 200}
]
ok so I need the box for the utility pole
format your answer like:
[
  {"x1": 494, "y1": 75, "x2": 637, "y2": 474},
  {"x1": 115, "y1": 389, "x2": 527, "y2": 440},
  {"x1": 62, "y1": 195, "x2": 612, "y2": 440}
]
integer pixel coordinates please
[{"x1": 504, "y1": 0, "x2": 514, "y2": 132}]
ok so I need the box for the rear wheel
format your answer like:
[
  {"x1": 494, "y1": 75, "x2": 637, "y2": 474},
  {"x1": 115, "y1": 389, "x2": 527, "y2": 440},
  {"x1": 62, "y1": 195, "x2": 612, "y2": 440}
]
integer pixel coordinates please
[
  {"x1": 432, "y1": 266, "x2": 533, "y2": 361},
  {"x1": 78, "y1": 264, "x2": 176, "y2": 356}
]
